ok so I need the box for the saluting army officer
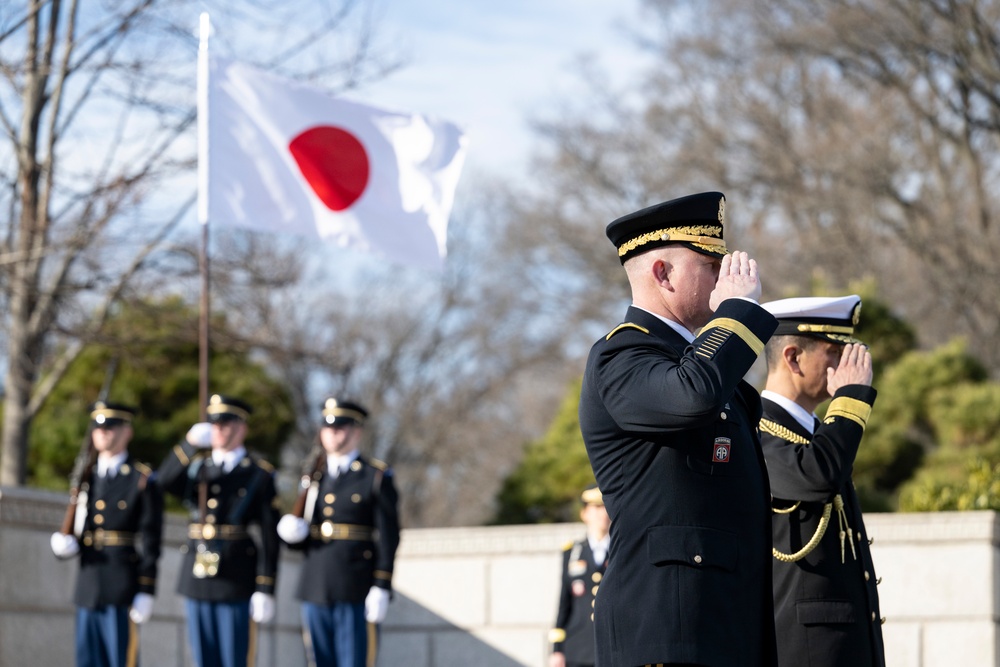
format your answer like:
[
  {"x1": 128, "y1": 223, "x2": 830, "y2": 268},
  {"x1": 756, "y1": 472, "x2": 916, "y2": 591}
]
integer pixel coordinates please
[
  {"x1": 579, "y1": 191, "x2": 779, "y2": 666},
  {"x1": 277, "y1": 398, "x2": 401, "y2": 667},
  {"x1": 50, "y1": 401, "x2": 164, "y2": 667},
  {"x1": 549, "y1": 485, "x2": 610, "y2": 667},
  {"x1": 157, "y1": 394, "x2": 280, "y2": 667},
  {"x1": 759, "y1": 295, "x2": 885, "y2": 666}
]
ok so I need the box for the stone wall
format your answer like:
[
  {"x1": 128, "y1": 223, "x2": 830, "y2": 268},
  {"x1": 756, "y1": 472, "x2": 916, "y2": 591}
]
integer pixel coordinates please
[{"x1": 0, "y1": 486, "x2": 996, "y2": 666}]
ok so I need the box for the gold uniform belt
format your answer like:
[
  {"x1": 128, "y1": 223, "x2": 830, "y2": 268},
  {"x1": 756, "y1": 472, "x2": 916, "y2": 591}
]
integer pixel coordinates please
[
  {"x1": 309, "y1": 522, "x2": 374, "y2": 542},
  {"x1": 82, "y1": 530, "x2": 137, "y2": 548},
  {"x1": 188, "y1": 523, "x2": 248, "y2": 541}
]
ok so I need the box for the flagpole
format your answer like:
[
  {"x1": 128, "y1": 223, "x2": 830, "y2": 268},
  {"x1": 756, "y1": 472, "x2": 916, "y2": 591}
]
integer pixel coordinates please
[{"x1": 197, "y1": 12, "x2": 211, "y2": 421}]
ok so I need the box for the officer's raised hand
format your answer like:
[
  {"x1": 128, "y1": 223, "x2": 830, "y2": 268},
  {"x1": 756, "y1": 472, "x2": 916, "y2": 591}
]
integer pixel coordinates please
[
  {"x1": 826, "y1": 343, "x2": 873, "y2": 395},
  {"x1": 185, "y1": 422, "x2": 213, "y2": 448},
  {"x1": 709, "y1": 250, "x2": 762, "y2": 310}
]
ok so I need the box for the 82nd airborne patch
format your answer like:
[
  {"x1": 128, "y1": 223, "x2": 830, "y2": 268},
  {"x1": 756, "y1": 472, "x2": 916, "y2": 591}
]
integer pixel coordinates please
[{"x1": 713, "y1": 437, "x2": 732, "y2": 463}]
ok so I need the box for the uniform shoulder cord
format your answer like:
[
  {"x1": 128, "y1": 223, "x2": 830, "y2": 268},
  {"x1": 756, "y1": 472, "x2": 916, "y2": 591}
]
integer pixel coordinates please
[{"x1": 762, "y1": 419, "x2": 857, "y2": 564}]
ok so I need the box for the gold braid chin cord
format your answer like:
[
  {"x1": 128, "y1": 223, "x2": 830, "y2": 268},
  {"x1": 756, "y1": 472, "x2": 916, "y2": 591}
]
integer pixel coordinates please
[{"x1": 762, "y1": 419, "x2": 857, "y2": 564}]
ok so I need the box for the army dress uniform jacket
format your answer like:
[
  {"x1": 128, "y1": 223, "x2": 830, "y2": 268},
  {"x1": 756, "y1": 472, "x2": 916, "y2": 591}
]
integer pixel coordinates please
[
  {"x1": 72, "y1": 456, "x2": 164, "y2": 608},
  {"x1": 551, "y1": 538, "x2": 606, "y2": 666},
  {"x1": 579, "y1": 300, "x2": 779, "y2": 667},
  {"x1": 287, "y1": 455, "x2": 401, "y2": 605},
  {"x1": 761, "y1": 386, "x2": 885, "y2": 667},
  {"x1": 157, "y1": 441, "x2": 280, "y2": 601}
]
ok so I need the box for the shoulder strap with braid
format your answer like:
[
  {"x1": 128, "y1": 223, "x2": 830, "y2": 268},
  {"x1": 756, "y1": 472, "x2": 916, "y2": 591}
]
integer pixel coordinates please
[{"x1": 761, "y1": 417, "x2": 839, "y2": 563}]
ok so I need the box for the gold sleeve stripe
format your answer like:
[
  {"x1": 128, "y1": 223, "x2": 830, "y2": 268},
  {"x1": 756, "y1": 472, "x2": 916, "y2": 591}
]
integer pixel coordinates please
[
  {"x1": 548, "y1": 628, "x2": 567, "y2": 643},
  {"x1": 759, "y1": 419, "x2": 810, "y2": 445},
  {"x1": 255, "y1": 576, "x2": 275, "y2": 585},
  {"x1": 606, "y1": 322, "x2": 650, "y2": 340},
  {"x1": 824, "y1": 397, "x2": 872, "y2": 429},
  {"x1": 374, "y1": 570, "x2": 393, "y2": 580},
  {"x1": 172, "y1": 444, "x2": 190, "y2": 466},
  {"x1": 138, "y1": 577, "x2": 156, "y2": 585},
  {"x1": 701, "y1": 317, "x2": 765, "y2": 356}
]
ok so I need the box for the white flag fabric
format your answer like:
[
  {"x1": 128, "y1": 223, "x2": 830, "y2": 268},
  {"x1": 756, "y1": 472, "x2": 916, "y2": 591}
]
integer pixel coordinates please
[{"x1": 205, "y1": 57, "x2": 467, "y2": 270}]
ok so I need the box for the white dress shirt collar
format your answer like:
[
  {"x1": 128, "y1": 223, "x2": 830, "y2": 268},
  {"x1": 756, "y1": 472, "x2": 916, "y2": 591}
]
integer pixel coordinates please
[
  {"x1": 760, "y1": 390, "x2": 818, "y2": 434},
  {"x1": 631, "y1": 305, "x2": 697, "y2": 343},
  {"x1": 212, "y1": 446, "x2": 246, "y2": 473},
  {"x1": 97, "y1": 451, "x2": 128, "y2": 478},
  {"x1": 327, "y1": 449, "x2": 360, "y2": 477}
]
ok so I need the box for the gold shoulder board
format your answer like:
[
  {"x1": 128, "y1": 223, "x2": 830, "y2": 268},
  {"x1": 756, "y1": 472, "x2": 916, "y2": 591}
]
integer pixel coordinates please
[{"x1": 605, "y1": 322, "x2": 650, "y2": 340}]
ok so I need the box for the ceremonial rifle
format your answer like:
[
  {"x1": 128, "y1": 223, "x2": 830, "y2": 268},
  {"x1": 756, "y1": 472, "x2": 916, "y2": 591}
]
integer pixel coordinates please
[
  {"x1": 290, "y1": 439, "x2": 326, "y2": 519},
  {"x1": 59, "y1": 357, "x2": 119, "y2": 535}
]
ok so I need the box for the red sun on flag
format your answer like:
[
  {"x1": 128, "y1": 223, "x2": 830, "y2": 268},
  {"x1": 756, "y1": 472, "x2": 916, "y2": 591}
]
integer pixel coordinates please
[{"x1": 288, "y1": 126, "x2": 370, "y2": 211}]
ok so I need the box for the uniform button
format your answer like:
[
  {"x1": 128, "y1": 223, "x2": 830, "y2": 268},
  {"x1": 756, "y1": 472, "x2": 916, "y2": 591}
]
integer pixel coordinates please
[
  {"x1": 211, "y1": 485, "x2": 221, "y2": 494},
  {"x1": 876, "y1": 577, "x2": 882, "y2": 585},
  {"x1": 237, "y1": 488, "x2": 247, "y2": 497},
  {"x1": 880, "y1": 617, "x2": 886, "y2": 625},
  {"x1": 869, "y1": 536, "x2": 875, "y2": 545},
  {"x1": 207, "y1": 499, "x2": 218, "y2": 509},
  {"x1": 180, "y1": 544, "x2": 189, "y2": 554},
  {"x1": 325, "y1": 493, "x2": 335, "y2": 503},
  {"x1": 871, "y1": 612, "x2": 876, "y2": 621},
  {"x1": 363, "y1": 550, "x2": 372, "y2": 559},
  {"x1": 592, "y1": 572, "x2": 602, "y2": 583},
  {"x1": 592, "y1": 585, "x2": 600, "y2": 596},
  {"x1": 352, "y1": 494, "x2": 362, "y2": 503},
  {"x1": 323, "y1": 507, "x2": 334, "y2": 517},
  {"x1": 864, "y1": 571, "x2": 870, "y2": 581},
  {"x1": 117, "y1": 500, "x2": 127, "y2": 509},
  {"x1": 205, "y1": 515, "x2": 216, "y2": 524},
  {"x1": 856, "y1": 532, "x2": 861, "y2": 541},
  {"x1": 121, "y1": 464, "x2": 130, "y2": 474},
  {"x1": 693, "y1": 554, "x2": 703, "y2": 564},
  {"x1": 95, "y1": 500, "x2": 106, "y2": 510},
  {"x1": 93, "y1": 514, "x2": 104, "y2": 525},
  {"x1": 720, "y1": 412, "x2": 728, "y2": 420}
]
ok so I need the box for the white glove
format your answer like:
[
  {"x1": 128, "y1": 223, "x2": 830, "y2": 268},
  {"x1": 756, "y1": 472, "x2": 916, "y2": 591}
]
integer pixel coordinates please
[
  {"x1": 364, "y1": 586, "x2": 390, "y2": 624},
  {"x1": 50, "y1": 532, "x2": 80, "y2": 558},
  {"x1": 250, "y1": 592, "x2": 275, "y2": 624},
  {"x1": 186, "y1": 422, "x2": 213, "y2": 448},
  {"x1": 277, "y1": 514, "x2": 310, "y2": 544},
  {"x1": 129, "y1": 592, "x2": 155, "y2": 624}
]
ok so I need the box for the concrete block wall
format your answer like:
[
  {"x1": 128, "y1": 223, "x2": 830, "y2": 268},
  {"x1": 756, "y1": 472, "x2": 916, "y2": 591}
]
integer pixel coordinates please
[{"x1": 1, "y1": 486, "x2": 997, "y2": 666}]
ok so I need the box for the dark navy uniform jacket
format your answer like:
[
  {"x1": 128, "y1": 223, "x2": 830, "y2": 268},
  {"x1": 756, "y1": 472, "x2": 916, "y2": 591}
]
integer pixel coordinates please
[
  {"x1": 158, "y1": 441, "x2": 280, "y2": 600},
  {"x1": 287, "y1": 455, "x2": 400, "y2": 604},
  {"x1": 761, "y1": 386, "x2": 885, "y2": 667},
  {"x1": 551, "y1": 538, "x2": 606, "y2": 666},
  {"x1": 579, "y1": 300, "x2": 778, "y2": 667},
  {"x1": 72, "y1": 456, "x2": 163, "y2": 608}
]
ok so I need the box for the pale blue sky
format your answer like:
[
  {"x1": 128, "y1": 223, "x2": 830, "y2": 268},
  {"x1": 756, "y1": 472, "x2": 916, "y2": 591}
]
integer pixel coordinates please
[{"x1": 359, "y1": 0, "x2": 651, "y2": 181}]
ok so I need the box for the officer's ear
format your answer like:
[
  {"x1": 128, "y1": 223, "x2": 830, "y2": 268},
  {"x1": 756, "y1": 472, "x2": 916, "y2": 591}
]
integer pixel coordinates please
[
  {"x1": 783, "y1": 344, "x2": 804, "y2": 375},
  {"x1": 651, "y1": 258, "x2": 672, "y2": 287}
]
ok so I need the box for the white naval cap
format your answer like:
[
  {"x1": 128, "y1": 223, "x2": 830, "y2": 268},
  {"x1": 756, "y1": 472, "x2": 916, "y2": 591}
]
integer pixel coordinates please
[{"x1": 761, "y1": 295, "x2": 864, "y2": 344}]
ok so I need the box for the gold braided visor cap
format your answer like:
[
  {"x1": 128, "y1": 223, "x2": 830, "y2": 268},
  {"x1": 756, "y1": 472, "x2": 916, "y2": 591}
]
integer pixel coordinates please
[{"x1": 607, "y1": 191, "x2": 727, "y2": 263}]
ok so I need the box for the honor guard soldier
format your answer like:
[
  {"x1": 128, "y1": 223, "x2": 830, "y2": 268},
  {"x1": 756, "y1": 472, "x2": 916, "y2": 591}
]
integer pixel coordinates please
[
  {"x1": 157, "y1": 394, "x2": 280, "y2": 667},
  {"x1": 579, "y1": 192, "x2": 780, "y2": 666},
  {"x1": 50, "y1": 401, "x2": 164, "y2": 667},
  {"x1": 277, "y1": 398, "x2": 401, "y2": 667},
  {"x1": 549, "y1": 485, "x2": 610, "y2": 667},
  {"x1": 759, "y1": 295, "x2": 885, "y2": 666}
]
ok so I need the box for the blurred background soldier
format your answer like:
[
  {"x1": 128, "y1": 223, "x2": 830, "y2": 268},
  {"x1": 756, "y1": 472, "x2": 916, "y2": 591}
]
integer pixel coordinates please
[
  {"x1": 277, "y1": 398, "x2": 401, "y2": 667},
  {"x1": 760, "y1": 295, "x2": 885, "y2": 667},
  {"x1": 548, "y1": 484, "x2": 609, "y2": 667},
  {"x1": 157, "y1": 394, "x2": 280, "y2": 667},
  {"x1": 50, "y1": 401, "x2": 163, "y2": 667}
]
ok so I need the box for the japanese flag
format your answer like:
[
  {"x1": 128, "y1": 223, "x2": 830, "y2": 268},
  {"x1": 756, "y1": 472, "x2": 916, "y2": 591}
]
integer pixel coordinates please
[{"x1": 204, "y1": 57, "x2": 467, "y2": 270}]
